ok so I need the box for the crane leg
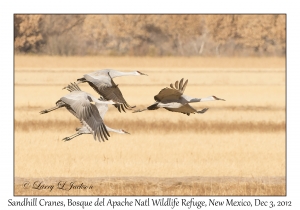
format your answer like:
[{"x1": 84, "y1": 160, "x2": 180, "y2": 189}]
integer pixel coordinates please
[
  {"x1": 197, "y1": 108, "x2": 209, "y2": 114},
  {"x1": 133, "y1": 103, "x2": 158, "y2": 113},
  {"x1": 132, "y1": 108, "x2": 148, "y2": 113},
  {"x1": 62, "y1": 132, "x2": 83, "y2": 142},
  {"x1": 40, "y1": 104, "x2": 63, "y2": 114}
]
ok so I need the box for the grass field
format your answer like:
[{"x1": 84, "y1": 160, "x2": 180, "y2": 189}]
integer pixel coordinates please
[{"x1": 14, "y1": 55, "x2": 286, "y2": 195}]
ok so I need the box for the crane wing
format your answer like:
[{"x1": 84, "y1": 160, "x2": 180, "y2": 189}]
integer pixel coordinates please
[
  {"x1": 164, "y1": 104, "x2": 197, "y2": 115},
  {"x1": 164, "y1": 104, "x2": 208, "y2": 116},
  {"x1": 170, "y1": 78, "x2": 188, "y2": 93},
  {"x1": 154, "y1": 88, "x2": 182, "y2": 102},
  {"x1": 83, "y1": 73, "x2": 135, "y2": 113},
  {"x1": 60, "y1": 92, "x2": 94, "y2": 120},
  {"x1": 81, "y1": 104, "x2": 110, "y2": 142},
  {"x1": 83, "y1": 74, "x2": 111, "y2": 94},
  {"x1": 64, "y1": 82, "x2": 82, "y2": 92},
  {"x1": 95, "y1": 97, "x2": 109, "y2": 119},
  {"x1": 61, "y1": 92, "x2": 110, "y2": 142},
  {"x1": 154, "y1": 78, "x2": 188, "y2": 102},
  {"x1": 99, "y1": 85, "x2": 135, "y2": 112}
]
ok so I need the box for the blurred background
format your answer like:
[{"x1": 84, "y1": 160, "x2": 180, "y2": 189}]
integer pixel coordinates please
[{"x1": 14, "y1": 14, "x2": 285, "y2": 57}]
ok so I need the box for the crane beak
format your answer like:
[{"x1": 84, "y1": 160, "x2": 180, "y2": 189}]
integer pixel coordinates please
[
  {"x1": 137, "y1": 71, "x2": 148, "y2": 76},
  {"x1": 213, "y1": 96, "x2": 226, "y2": 101},
  {"x1": 122, "y1": 130, "x2": 130, "y2": 134}
]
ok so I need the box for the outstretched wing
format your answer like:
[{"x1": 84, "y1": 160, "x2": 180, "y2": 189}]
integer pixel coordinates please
[
  {"x1": 100, "y1": 85, "x2": 135, "y2": 113},
  {"x1": 61, "y1": 91, "x2": 110, "y2": 142},
  {"x1": 154, "y1": 88, "x2": 182, "y2": 102},
  {"x1": 84, "y1": 73, "x2": 135, "y2": 113},
  {"x1": 61, "y1": 91, "x2": 94, "y2": 120},
  {"x1": 81, "y1": 104, "x2": 110, "y2": 142},
  {"x1": 154, "y1": 78, "x2": 188, "y2": 102},
  {"x1": 164, "y1": 104, "x2": 208, "y2": 116},
  {"x1": 83, "y1": 74, "x2": 111, "y2": 94},
  {"x1": 63, "y1": 82, "x2": 82, "y2": 92},
  {"x1": 170, "y1": 78, "x2": 188, "y2": 93},
  {"x1": 95, "y1": 97, "x2": 109, "y2": 119}
]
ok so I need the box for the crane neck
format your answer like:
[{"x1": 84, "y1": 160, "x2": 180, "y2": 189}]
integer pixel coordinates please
[
  {"x1": 109, "y1": 70, "x2": 139, "y2": 78},
  {"x1": 190, "y1": 96, "x2": 215, "y2": 103},
  {"x1": 105, "y1": 126, "x2": 124, "y2": 134}
]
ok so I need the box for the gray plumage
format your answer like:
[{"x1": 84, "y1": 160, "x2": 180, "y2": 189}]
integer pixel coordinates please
[
  {"x1": 133, "y1": 78, "x2": 225, "y2": 116},
  {"x1": 61, "y1": 83, "x2": 130, "y2": 142},
  {"x1": 75, "y1": 69, "x2": 147, "y2": 113},
  {"x1": 40, "y1": 84, "x2": 116, "y2": 142}
]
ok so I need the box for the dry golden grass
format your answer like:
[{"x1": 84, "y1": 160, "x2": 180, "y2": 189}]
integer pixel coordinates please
[
  {"x1": 15, "y1": 131, "x2": 285, "y2": 177},
  {"x1": 15, "y1": 71, "x2": 285, "y2": 87},
  {"x1": 15, "y1": 119, "x2": 285, "y2": 133},
  {"x1": 14, "y1": 129, "x2": 285, "y2": 178},
  {"x1": 15, "y1": 55, "x2": 285, "y2": 71},
  {"x1": 15, "y1": 85, "x2": 285, "y2": 108},
  {"x1": 14, "y1": 55, "x2": 286, "y2": 195},
  {"x1": 15, "y1": 177, "x2": 285, "y2": 196}
]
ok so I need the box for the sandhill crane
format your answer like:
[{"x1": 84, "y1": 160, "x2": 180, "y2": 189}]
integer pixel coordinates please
[
  {"x1": 61, "y1": 83, "x2": 130, "y2": 141},
  {"x1": 40, "y1": 86, "x2": 117, "y2": 142},
  {"x1": 133, "y1": 78, "x2": 225, "y2": 116},
  {"x1": 73, "y1": 69, "x2": 148, "y2": 113}
]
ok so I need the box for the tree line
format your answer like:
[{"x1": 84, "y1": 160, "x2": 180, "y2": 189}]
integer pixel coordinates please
[{"x1": 14, "y1": 14, "x2": 286, "y2": 56}]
